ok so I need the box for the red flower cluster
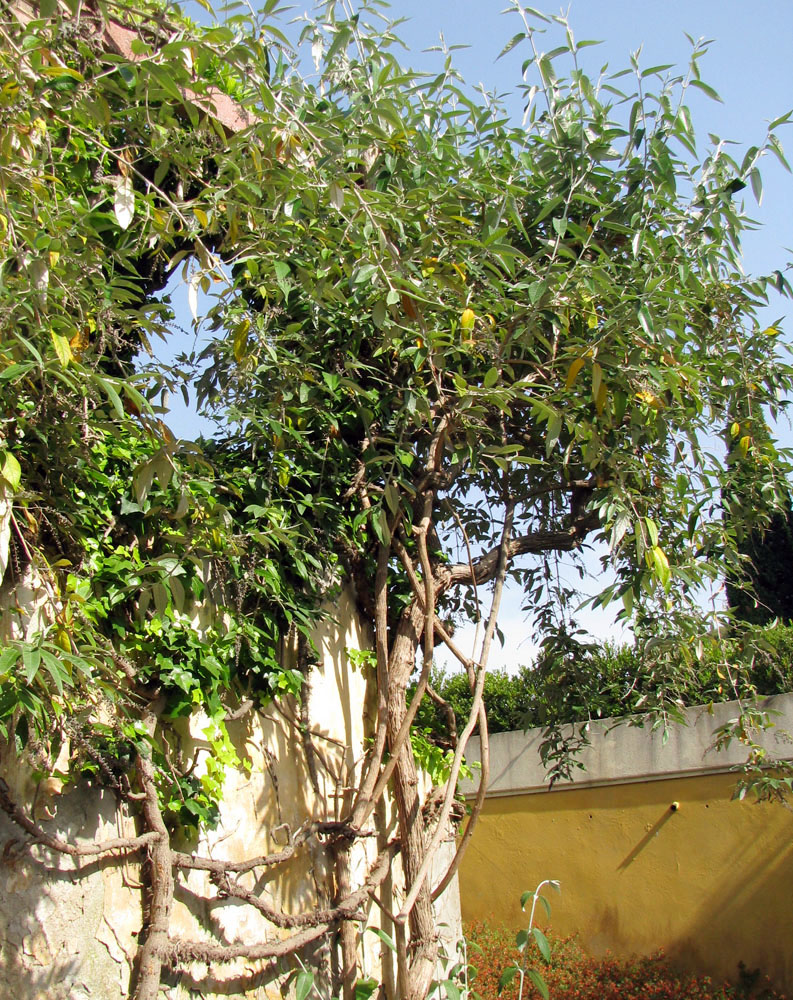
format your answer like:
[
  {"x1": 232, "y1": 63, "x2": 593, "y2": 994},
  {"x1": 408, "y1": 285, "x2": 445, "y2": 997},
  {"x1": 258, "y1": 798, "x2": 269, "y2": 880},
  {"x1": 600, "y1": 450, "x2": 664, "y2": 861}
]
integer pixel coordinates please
[{"x1": 464, "y1": 923, "x2": 787, "y2": 1000}]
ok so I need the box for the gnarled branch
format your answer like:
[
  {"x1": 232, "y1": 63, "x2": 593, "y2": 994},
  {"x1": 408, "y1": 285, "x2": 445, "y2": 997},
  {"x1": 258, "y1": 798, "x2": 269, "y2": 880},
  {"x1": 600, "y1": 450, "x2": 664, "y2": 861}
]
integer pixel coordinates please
[{"x1": 448, "y1": 511, "x2": 600, "y2": 587}]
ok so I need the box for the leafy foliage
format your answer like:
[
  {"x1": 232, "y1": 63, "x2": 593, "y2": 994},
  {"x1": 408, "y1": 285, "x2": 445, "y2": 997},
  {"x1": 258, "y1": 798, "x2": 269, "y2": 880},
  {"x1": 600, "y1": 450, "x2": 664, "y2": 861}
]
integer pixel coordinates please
[
  {"x1": 466, "y1": 924, "x2": 788, "y2": 1000},
  {"x1": 1, "y1": 0, "x2": 792, "y2": 996},
  {"x1": 414, "y1": 627, "x2": 793, "y2": 742},
  {"x1": 0, "y1": 0, "x2": 328, "y2": 828}
]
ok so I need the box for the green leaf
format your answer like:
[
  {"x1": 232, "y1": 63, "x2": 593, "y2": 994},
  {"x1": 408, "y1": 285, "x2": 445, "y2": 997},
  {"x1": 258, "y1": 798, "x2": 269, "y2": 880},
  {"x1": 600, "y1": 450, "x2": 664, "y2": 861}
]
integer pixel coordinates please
[
  {"x1": 329, "y1": 181, "x2": 344, "y2": 210},
  {"x1": 688, "y1": 78, "x2": 723, "y2": 103},
  {"x1": 354, "y1": 978, "x2": 379, "y2": 1000},
  {"x1": 497, "y1": 33, "x2": 526, "y2": 60},
  {"x1": 0, "y1": 646, "x2": 19, "y2": 677},
  {"x1": 532, "y1": 927, "x2": 551, "y2": 963},
  {"x1": 152, "y1": 582, "x2": 169, "y2": 616},
  {"x1": 545, "y1": 411, "x2": 562, "y2": 456},
  {"x1": 98, "y1": 377, "x2": 125, "y2": 419},
  {"x1": 367, "y1": 927, "x2": 396, "y2": 952},
  {"x1": 372, "y1": 300, "x2": 387, "y2": 329},
  {"x1": 498, "y1": 966, "x2": 518, "y2": 994},
  {"x1": 534, "y1": 893, "x2": 552, "y2": 920},
  {"x1": 0, "y1": 362, "x2": 35, "y2": 382},
  {"x1": 372, "y1": 507, "x2": 391, "y2": 546},
  {"x1": 0, "y1": 451, "x2": 22, "y2": 491},
  {"x1": 22, "y1": 646, "x2": 41, "y2": 683},
  {"x1": 295, "y1": 970, "x2": 314, "y2": 1000},
  {"x1": 483, "y1": 367, "x2": 499, "y2": 389},
  {"x1": 442, "y1": 980, "x2": 461, "y2": 1000},
  {"x1": 637, "y1": 305, "x2": 653, "y2": 336},
  {"x1": 353, "y1": 263, "x2": 378, "y2": 285},
  {"x1": 384, "y1": 483, "x2": 400, "y2": 515},
  {"x1": 750, "y1": 167, "x2": 763, "y2": 206},
  {"x1": 526, "y1": 968, "x2": 549, "y2": 1000},
  {"x1": 39, "y1": 649, "x2": 67, "y2": 696}
]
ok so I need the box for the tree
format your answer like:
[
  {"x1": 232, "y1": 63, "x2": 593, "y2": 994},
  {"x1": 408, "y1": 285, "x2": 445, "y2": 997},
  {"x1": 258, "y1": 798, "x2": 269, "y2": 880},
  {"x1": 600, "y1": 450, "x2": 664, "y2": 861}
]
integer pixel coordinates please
[
  {"x1": 725, "y1": 416, "x2": 793, "y2": 625},
  {"x1": 0, "y1": 2, "x2": 791, "y2": 999}
]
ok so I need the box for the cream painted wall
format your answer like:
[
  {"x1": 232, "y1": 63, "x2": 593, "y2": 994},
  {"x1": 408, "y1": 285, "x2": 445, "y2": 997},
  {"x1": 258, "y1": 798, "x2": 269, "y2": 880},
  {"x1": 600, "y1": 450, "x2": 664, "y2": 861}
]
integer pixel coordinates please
[{"x1": 0, "y1": 576, "x2": 462, "y2": 998}]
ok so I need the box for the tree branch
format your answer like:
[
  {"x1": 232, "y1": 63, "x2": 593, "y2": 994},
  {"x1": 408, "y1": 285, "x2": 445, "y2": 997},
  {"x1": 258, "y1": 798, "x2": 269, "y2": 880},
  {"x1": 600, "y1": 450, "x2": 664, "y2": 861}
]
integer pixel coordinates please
[
  {"x1": 448, "y1": 511, "x2": 600, "y2": 587},
  {"x1": 210, "y1": 841, "x2": 397, "y2": 929},
  {"x1": 172, "y1": 821, "x2": 367, "y2": 875},
  {"x1": 167, "y1": 843, "x2": 397, "y2": 964},
  {"x1": 133, "y1": 708, "x2": 175, "y2": 1000},
  {"x1": 0, "y1": 778, "x2": 159, "y2": 859}
]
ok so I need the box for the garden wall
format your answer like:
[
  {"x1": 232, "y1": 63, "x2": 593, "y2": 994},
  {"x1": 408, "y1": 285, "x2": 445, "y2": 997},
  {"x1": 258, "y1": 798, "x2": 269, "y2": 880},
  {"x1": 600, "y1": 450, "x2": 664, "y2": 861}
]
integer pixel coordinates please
[
  {"x1": 0, "y1": 488, "x2": 462, "y2": 998},
  {"x1": 458, "y1": 694, "x2": 793, "y2": 992}
]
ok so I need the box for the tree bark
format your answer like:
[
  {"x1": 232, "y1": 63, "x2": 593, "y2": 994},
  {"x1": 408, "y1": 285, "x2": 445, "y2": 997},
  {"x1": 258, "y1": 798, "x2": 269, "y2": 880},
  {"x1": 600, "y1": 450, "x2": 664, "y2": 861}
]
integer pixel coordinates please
[
  {"x1": 387, "y1": 601, "x2": 438, "y2": 1000},
  {"x1": 133, "y1": 743, "x2": 174, "y2": 1000},
  {"x1": 335, "y1": 841, "x2": 359, "y2": 1000}
]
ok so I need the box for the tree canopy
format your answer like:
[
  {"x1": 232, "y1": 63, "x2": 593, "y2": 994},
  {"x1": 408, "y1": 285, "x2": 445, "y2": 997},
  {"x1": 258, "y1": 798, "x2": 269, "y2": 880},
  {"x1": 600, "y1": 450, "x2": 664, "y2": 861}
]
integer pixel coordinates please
[{"x1": 0, "y1": 1, "x2": 792, "y2": 998}]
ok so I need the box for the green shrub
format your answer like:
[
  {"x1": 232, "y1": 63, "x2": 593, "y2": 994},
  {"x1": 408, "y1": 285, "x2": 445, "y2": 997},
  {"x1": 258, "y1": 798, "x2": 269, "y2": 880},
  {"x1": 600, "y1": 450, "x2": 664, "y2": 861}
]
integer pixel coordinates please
[{"x1": 415, "y1": 625, "x2": 793, "y2": 741}]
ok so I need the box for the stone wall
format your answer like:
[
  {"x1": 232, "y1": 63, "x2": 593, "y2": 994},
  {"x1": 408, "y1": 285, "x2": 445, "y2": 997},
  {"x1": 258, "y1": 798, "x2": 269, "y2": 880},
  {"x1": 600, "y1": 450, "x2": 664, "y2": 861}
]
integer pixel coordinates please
[{"x1": 0, "y1": 492, "x2": 461, "y2": 998}]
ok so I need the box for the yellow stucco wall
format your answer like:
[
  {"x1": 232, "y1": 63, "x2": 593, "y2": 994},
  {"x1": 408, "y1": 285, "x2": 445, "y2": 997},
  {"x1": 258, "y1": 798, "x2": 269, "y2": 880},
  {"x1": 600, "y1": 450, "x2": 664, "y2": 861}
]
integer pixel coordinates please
[{"x1": 460, "y1": 772, "x2": 793, "y2": 992}]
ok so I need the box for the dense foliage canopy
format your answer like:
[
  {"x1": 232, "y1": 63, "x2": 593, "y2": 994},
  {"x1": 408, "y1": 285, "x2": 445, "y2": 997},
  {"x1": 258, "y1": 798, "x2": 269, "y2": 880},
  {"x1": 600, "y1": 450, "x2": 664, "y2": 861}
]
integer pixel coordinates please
[
  {"x1": 0, "y1": 0, "x2": 792, "y2": 997},
  {"x1": 415, "y1": 628, "x2": 793, "y2": 739}
]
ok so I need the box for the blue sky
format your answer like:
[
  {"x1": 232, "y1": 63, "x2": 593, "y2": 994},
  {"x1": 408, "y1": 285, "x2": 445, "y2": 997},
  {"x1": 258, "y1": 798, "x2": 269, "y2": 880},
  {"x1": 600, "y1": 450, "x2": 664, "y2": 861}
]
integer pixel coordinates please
[{"x1": 163, "y1": 1, "x2": 793, "y2": 666}]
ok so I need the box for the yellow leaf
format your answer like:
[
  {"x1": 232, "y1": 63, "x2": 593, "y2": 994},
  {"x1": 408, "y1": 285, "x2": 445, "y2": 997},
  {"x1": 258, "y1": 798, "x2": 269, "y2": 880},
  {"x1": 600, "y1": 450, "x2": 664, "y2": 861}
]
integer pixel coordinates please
[
  {"x1": 194, "y1": 207, "x2": 209, "y2": 228},
  {"x1": 452, "y1": 262, "x2": 467, "y2": 282},
  {"x1": 738, "y1": 435, "x2": 751, "y2": 458},
  {"x1": 0, "y1": 450, "x2": 21, "y2": 491},
  {"x1": 41, "y1": 65, "x2": 84, "y2": 82},
  {"x1": 51, "y1": 329, "x2": 73, "y2": 367},
  {"x1": 461, "y1": 308, "x2": 476, "y2": 331},
  {"x1": 48, "y1": 250, "x2": 60, "y2": 267},
  {"x1": 565, "y1": 357, "x2": 585, "y2": 390},
  {"x1": 592, "y1": 362, "x2": 603, "y2": 403},
  {"x1": 650, "y1": 545, "x2": 671, "y2": 590},
  {"x1": 635, "y1": 390, "x2": 662, "y2": 409},
  {"x1": 70, "y1": 328, "x2": 89, "y2": 359},
  {"x1": 595, "y1": 381, "x2": 607, "y2": 415},
  {"x1": 233, "y1": 320, "x2": 250, "y2": 362}
]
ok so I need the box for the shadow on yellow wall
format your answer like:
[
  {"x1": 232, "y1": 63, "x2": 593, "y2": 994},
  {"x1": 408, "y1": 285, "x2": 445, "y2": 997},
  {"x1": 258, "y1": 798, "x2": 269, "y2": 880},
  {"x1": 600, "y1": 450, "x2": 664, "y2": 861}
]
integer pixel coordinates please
[{"x1": 459, "y1": 773, "x2": 793, "y2": 992}]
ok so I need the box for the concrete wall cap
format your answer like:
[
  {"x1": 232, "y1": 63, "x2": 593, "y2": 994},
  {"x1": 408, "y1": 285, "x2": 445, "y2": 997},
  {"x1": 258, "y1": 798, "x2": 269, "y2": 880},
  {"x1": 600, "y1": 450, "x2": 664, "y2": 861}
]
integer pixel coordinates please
[{"x1": 459, "y1": 692, "x2": 793, "y2": 797}]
